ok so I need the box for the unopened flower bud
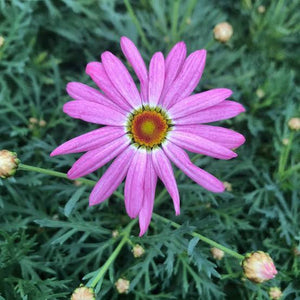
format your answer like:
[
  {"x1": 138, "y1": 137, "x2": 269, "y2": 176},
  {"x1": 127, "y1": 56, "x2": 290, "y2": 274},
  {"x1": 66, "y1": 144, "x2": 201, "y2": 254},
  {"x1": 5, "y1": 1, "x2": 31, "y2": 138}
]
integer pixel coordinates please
[
  {"x1": 115, "y1": 278, "x2": 130, "y2": 294},
  {"x1": 210, "y1": 247, "x2": 225, "y2": 260},
  {"x1": 288, "y1": 117, "x2": 300, "y2": 131},
  {"x1": 258, "y1": 5, "x2": 266, "y2": 14},
  {"x1": 213, "y1": 22, "x2": 233, "y2": 43},
  {"x1": 223, "y1": 181, "x2": 232, "y2": 192},
  {"x1": 74, "y1": 180, "x2": 82, "y2": 187},
  {"x1": 29, "y1": 117, "x2": 38, "y2": 124},
  {"x1": 163, "y1": 36, "x2": 170, "y2": 43},
  {"x1": 269, "y1": 287, "x2": 282, "y2": 300},
  {"x1": 293, "y1": 247, "x2": 300, "y2": 256},
  {"x1": 0, "y1": 36, "x2": 4, "y2": 47},
  {"x1": 256, "y1": 88, "x2": 265, "y2": 99},
  {"x1": 112, "y1": 230, "x2": 119, "y2": 238},
  {"x1": 71, "y1": 285, "x2": 95, "y2": 300},
  {"x1": 282, "y1": 138, "x2": 289, "y2": 146},
  {"x1": 242, "y1": 251, "x2": 277, "y2": 283},
  {"x1": 132, "y1": 244, "x2": 145, "y2": 258},
  {"x1": 0, "y1": 150, "x2": 20, "y2": 179},
  {"x1": 39, "y1": 119, "x2": 47, "y2": 127},
  {"x1": 186, "y1": 17, "x2": 191, "y2": 25}
]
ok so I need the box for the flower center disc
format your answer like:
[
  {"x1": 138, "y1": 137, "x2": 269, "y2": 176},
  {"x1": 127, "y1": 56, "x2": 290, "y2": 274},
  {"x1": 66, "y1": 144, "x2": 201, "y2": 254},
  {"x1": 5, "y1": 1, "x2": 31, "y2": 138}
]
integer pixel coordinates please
[{"x1": 129, "y1": 110, "x2": 169, "y2": 148}]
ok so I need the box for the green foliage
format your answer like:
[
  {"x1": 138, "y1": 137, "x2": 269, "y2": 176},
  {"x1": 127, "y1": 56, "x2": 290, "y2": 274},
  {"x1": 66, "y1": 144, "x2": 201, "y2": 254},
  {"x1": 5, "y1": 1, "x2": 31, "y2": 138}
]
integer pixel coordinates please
[{"x1": 0, "y1": 0, "x2": 299, "y2": 299}]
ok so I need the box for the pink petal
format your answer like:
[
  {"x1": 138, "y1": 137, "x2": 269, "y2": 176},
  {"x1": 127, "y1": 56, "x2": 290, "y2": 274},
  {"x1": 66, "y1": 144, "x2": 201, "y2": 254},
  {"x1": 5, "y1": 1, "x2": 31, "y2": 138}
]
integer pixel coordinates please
[
  {"x1": 139, "y1": 158, "x2": 157, "y2": 236},
  {"x1": 160, "y1": 49, "x2": 206, "y2": 109},
  {"x1": 174, "y1": 125, "x2": 245, "y2": 149},
  {"x1": 124, "y1": 149, "x2": 148, "y2": 218},
  {"x1": 164, "y1": 143, "x2": 225, "y2": 193},
  {"x1": 85, "y1": 62, "x2": 131, "y2": 111},
  {"x1": 168, "y1": 88, "x2": 232, "y2": 118},
  {"x1": 120, "y1": 36, "x2": 148, "y2": 103},
  {"x1": 67, "y1": 135, "x2": 130, "y2": 179},
  {"x1": 169, "y1": 129, "x2": 237, "y2": 160},
  {"x1": 63, "y1": 100, "x2": 126, "y2": 126},
  {"x1": 148, "y1": 52, "x2": 165, "y2": 106},
  {"x1": 152, "y1": 148, "x2": 180, "y2": 215},
  {"x1": 101, "y1": 51, "x2": 142, "y2": 108},
  {"x1": 163, "y1": 41, "x2": 187, "y2": 93},
  {"x1": 50, "y1": 126, "x2": 125, "y2": 156},
  {"x1": 175, "y1": 101, "x2": 245, "y2": 125},
  {"x1": 89, "y1": 146, "x2": 136, "y2": 206},
  {"x1": 66, "y1": 82, "x2": 125, "y2": 114}
]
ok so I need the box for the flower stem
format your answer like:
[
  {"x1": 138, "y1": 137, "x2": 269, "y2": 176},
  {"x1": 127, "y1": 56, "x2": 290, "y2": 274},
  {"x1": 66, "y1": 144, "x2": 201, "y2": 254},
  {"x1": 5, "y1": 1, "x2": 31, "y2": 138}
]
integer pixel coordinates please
[
  {"x1": 89, "y1": 219, "x2": 136, "y2": 289},
  {"x1": 278, "y1": 132, "x2": 294, "y2": 176},
  {"x1": 124, "y1": 0, "x2": 152, "y2": 52},
  {"x1": 18, "y1": 162, "x2": 244, "y2": 260},
  {"x1": 18, "y1": 163, "x2": 96, "y2": 186},
  {"x1": 171, "y1": 0, "x2": 180, "y2": 42},
  {"x1": 178, "y1": 0, "x2": 197, "y2": 36},
  {"x1": 153, "y1": 213, "x2": 245, "y2": 260}
]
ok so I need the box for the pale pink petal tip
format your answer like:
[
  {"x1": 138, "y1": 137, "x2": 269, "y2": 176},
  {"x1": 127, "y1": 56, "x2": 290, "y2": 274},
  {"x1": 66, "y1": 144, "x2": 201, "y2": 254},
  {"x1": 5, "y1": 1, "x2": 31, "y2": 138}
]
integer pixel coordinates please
[
  {"x1": 139, "y1": 231, "x2": 145, "y2": 237},
  {"x1": 215, "y1": 182, "x2": 225, "y2": 193},
  {"x1": 50, "y1": 146, "x2": 68, "y2": 157},
  {"x1": 139, "y1": 224, "x2": 148, "y2": 237},
  {"x1": 240, "y1": 104, "x2": 246, "y2": 113},
  {"x1": 89, "y1": 197, "x2": 98, "y2": 206},
  {"x1": 120, "y1": 36, "x2": 131, "y2": 44},
  {"x1": 67, "y1": 170, "x2": 76, "y2": 180},
  {"x1": 50, "y1": 149, "x2": 58, "y2": 157}
]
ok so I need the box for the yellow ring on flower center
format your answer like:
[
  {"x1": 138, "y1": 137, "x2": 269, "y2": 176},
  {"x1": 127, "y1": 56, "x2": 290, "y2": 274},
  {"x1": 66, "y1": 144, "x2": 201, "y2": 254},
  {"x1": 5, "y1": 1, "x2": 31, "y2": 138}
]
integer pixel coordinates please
[{"x1": 126, "y1": 106, "x2": 172, "y2": 149}]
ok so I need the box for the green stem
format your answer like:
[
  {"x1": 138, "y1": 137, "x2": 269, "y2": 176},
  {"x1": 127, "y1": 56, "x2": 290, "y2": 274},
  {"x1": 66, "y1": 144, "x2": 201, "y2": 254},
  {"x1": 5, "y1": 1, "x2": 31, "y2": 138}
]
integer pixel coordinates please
[
  {"x1": 89, "y1": 219, "x2": 136, "y2": 289},
  {"x1": 178, "y1": 0, "x2": 197, "y2": 36},
  {"x1": 153, "y1": 213, "x2": 244, "y2": 260},
  {"x1": 18, "y1": 163, "x2": 96, "y2": 186},
  {"x1": 278, "y1": 132, "x2": 294, "y2": 175},
  {"x1": 171, "y1": 0, "x2": 180, "y2": 42},
  {"x1": 124, "y1": 0, "x2": 152, "y2": 52},
  {"x1": 18, "y1": 162, "x2": 244, "y2": 261},
  {"x1": 280, "y1": 162, "x2": 300, "y2": 179}
]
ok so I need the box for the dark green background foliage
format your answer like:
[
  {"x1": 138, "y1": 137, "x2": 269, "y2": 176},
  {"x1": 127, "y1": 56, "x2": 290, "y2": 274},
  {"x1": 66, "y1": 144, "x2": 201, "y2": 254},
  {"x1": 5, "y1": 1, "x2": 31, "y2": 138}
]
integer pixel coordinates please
[{"x1": 0, "y1": 0, "x2": 299, "y2": 299}]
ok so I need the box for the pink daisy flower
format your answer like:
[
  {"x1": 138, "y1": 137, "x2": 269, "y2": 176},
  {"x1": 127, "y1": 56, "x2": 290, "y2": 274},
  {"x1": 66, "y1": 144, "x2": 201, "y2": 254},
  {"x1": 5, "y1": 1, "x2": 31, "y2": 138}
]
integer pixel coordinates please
[{"x1": 51, "y1": 37, "x2": 245, "y2": 236}]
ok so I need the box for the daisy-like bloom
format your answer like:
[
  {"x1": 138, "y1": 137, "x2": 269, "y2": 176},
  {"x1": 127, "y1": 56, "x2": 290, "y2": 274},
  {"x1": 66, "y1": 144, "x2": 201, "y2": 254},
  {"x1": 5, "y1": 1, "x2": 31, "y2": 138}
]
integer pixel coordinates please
[
  {"x1": 242, "y1": 251, "x2": 278, "y2": 283},
  {"x1": 51, "y1": 37, "x2": 245, "y2": 236}
]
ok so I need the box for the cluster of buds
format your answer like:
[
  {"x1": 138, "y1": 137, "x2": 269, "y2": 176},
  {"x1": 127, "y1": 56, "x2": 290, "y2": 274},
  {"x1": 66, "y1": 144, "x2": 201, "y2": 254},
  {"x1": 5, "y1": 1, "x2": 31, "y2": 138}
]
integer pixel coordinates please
[
  {"x1": 242, "y1": 251, "x2": 277, "y2": 283},
  {"x1": 213, "y1": 22, "x2": 233, "y2": 43},
  {"x1": 210, "y1": 247, "x2": 225, "y2": 260},
  {"x1": 0, "y1": 150, "x2": 20, "y2": 179},
  {"x1": 132, "y1": 244, "x2": 145, "y2": 258},
  {"x1": 71, "y1": 285, "x2": 95, "y2": 300},
  {"x1": 28, "y1": 117, "x2": 47, "y2": 129},
  {"x1": 115, "y1": 278, "x2": 130, "y2": 294}
]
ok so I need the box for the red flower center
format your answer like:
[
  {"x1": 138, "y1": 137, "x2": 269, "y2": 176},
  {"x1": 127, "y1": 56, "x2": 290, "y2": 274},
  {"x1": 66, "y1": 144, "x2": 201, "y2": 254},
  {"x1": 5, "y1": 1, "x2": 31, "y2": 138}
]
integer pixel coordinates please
[{"x1": 130, "y1": 110, "x2": 169, "y2": 148}]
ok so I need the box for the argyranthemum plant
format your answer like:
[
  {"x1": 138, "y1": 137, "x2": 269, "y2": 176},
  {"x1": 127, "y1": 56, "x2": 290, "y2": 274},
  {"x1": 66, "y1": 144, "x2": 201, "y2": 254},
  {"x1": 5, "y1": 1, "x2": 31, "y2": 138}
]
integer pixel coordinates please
[{"x1": 51, "y1": 37, "x2": 245, "y2": 236}]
